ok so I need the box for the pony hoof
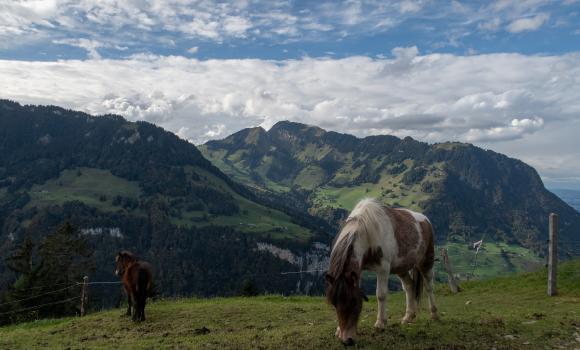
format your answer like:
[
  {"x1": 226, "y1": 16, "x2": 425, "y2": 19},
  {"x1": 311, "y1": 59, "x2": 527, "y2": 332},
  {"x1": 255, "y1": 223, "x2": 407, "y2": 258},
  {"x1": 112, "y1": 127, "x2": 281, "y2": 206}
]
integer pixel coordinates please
[
  {"x1": 431, "y1": 313, "x2": 440, "y2": 321},
  {"x1": 401, "y1": 314, "x2": 416, "y2": 324},
  {"x1": 374, "y1": 320, "x2": 385, "y2": 330}
]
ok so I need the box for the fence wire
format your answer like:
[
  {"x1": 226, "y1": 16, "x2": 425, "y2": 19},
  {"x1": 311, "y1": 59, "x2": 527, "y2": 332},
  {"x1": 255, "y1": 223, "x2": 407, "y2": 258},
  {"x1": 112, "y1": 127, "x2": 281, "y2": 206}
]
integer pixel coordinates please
[
  {"x1": 0, "y1": 285, "x2": 78, "y2": 308},
  {"x1": 0, "y1": 296, "x2": 81, "y2": 317}
]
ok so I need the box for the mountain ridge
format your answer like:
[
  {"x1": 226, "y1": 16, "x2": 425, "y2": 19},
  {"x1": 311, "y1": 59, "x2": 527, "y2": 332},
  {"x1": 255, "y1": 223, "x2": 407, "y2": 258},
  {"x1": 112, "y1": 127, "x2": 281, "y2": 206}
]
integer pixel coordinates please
[
  {"x1": 202, "y1": 120, "x2": 580, "y2": 256},
  {"x1": 0, "y1": 100, "x2": 330, "y2": 302}
]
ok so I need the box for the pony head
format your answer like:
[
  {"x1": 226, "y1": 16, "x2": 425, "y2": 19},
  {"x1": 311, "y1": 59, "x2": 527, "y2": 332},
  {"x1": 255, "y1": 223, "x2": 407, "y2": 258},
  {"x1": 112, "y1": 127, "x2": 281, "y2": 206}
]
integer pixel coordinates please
[
  {"x1": 115, "y1": 250, "x2": 137, "y2": 276},
  {"x1": 325, "y1": 266, "x2": 368, "y2": 345},
  {"x1": 325, "y1": 228, "x2": 368, "y2": 345}
]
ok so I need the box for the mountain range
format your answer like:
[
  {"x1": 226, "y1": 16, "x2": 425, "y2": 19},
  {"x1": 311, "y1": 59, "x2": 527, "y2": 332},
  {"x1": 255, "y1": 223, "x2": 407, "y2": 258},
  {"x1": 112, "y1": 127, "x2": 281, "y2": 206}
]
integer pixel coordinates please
[
  {"x1": 0, "y1": 100, "x2": 329, "y2": 302},
  {"x1": 201, "y1": 121, "x2": 580, "y2": 256},
  {"x1": 1, "y1": 100, "x2": 579, "y2": 303}
]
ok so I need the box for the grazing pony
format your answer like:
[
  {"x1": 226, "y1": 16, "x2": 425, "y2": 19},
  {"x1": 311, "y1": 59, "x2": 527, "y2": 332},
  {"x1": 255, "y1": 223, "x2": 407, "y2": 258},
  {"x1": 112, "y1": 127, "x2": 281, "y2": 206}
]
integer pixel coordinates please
[
  {"x1": 114, "y1": 251, "x2": 153, "y2": 322},
  {"x1": 325, "y1": 198, "x2": 439, "y2": 345}
]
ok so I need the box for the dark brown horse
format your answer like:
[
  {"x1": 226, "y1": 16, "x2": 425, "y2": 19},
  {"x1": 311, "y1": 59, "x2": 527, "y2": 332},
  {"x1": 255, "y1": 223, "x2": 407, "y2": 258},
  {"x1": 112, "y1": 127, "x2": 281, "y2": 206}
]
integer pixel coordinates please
[
  {"x1": 114, "y1": 251, "x2": 153, "y2": 322},
  {"x1": 325, "y1": 198, "x2": 439, "y2": 345}
]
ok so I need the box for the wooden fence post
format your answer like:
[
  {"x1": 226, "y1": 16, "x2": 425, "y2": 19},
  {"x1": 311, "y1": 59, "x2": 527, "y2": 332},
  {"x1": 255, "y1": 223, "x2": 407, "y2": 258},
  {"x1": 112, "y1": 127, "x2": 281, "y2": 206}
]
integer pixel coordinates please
[
  {"x1": 440, "y1": 248, "x2": 460, "y2": 293},
  {"x1": 80, "y1": 276, "x2": 88, "y2": 316},
  {"x1": 548, "y1": 213, "x2": 558, "y2": 296}
]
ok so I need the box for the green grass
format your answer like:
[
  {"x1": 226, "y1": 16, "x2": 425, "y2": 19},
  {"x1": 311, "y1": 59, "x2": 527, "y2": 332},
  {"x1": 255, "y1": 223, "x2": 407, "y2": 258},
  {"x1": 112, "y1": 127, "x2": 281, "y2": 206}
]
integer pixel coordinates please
[
  {"x1": 26, "y1": 167, "x2": 142, "y2": 212},
  {"x1": 21, "y1": 166, "x2": 313, "y2": 243},
  {"x1": 312, "y1": 179, "x2": 429, "y2": 212},
  {"x1": 309, "y1": 160, "x2": 445, "y2": 213},
  {"x1": 1, "y1": 261, "x2": 579, "y2": 349},
  {"x1": 179, "y1": 167, "x2": 313, "y2": 243},
  {"x1": 434, "y1": 242, "x2": 544, "y2": 282}
]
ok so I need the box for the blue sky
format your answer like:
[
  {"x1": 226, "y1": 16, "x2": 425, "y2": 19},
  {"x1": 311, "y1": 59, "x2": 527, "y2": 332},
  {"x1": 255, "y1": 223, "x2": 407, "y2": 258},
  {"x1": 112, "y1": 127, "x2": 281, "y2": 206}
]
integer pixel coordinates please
[
  {"x1": 2, "y1": 0, "x2": 579, "y2": 60},
  {"x1": 1, "y1": 0, "x2": 580, "y2": 189}
]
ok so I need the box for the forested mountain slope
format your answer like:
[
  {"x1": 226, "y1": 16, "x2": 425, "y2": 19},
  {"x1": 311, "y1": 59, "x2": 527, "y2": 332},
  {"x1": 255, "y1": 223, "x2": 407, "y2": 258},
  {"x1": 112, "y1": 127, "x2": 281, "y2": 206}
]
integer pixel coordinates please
[
  {"x1": 0, "y1": 101, "x2": 329, "y2": 302},
  {"x1": 202, "y1": 121, "x2": 580, "y2": 256}
]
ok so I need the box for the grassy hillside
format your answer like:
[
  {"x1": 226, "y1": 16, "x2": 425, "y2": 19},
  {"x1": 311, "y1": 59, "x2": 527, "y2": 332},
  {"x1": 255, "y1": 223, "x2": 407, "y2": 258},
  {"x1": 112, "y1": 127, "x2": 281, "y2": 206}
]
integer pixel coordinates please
[
  {"x1": 1, "y1": 261, "x2": 578, "y2": 350},
  {"x1": 436, "y1": 242, "x2": 544, "y2": 280},
  {"x1": 22, "y1": 165, "x2": 312, "y2": 243},
  {"x1": 27, "y1": 167, "x2": 142, "y2": 213}
]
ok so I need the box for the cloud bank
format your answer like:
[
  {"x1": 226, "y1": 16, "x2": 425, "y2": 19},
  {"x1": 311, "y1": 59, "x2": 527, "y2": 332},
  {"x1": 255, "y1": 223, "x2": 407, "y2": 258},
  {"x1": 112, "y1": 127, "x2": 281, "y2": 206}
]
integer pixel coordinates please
[{"x1": 1, "y1": 49, "x2": 579, "y2": 186}]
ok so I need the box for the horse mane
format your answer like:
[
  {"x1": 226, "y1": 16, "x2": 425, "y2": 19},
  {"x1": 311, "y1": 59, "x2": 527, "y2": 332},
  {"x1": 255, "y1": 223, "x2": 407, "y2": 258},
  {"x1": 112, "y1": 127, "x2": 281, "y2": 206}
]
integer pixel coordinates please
[
  {"x1": 327, "y1": 198, "x2": 387, "y2": 280},
  {"x1": 119, "y1": 250, "x2": 138, "y2": 262},
  {"x1": 327, "y1": 229, "x2": 356, "y2": 280}
]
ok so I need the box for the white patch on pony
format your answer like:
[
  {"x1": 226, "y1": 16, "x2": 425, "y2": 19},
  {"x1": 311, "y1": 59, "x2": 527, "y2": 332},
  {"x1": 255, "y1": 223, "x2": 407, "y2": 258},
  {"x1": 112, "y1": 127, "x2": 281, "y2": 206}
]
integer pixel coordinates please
[{"x1": 400, "y1": 208, "x2": 428, "y2": 223}]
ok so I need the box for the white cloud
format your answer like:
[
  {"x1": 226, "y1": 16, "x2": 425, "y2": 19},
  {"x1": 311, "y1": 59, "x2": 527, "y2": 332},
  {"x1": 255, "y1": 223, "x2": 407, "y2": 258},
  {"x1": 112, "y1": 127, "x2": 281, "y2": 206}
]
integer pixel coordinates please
[
  {"x1": 187, "y1": 46, "x2": 199, "y2": 54},
  {"x1": 507, "y1": 13, "x2": 550, "y2": 33},
  {"x1": 465, "y1": 117, "x2": 544, "y2": 142},
  {"x1": 1, "y1": 50, "x2": 579, "y2": 182},
  {"x1": 222, "y1": 16, "x2": 252, "y2": 37},
  {"x1": 399, "y1": 0, "x2": 424, "y2": 14},
  {"x1": 176, "y1": 126, "x2": 190, "y2": 140},
  {"x1": 204, "y1": 124, "x2": 227, "y2": 138},
  {"x1": 53, "y1": 38, "x2": 105, "y2": 59}
]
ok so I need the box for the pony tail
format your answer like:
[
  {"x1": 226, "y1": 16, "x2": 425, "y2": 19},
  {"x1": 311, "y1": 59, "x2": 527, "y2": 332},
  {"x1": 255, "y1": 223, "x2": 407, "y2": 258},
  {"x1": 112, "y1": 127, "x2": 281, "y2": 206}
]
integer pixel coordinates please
[
  {"x1": 137, "y1": 269, "x2": 148, "y2": 293},
  {"x1": 412, "y1": 267, "x2": 423, "y2": 304}
]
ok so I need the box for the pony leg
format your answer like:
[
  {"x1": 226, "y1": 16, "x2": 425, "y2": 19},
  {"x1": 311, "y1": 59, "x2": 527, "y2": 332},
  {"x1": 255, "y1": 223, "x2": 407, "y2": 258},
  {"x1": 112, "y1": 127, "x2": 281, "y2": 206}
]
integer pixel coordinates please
[
  {"x1": 421, "y1": 268, "x2": 439, "y2": 320},
  {"x1": 140, "y1": 294, "x2": 147, "y2": 321},
  {"x1": 131, "y1": 292, "x2": 139, "y2": 322},
  {"x1": 374, "y1": 271, "x2": 389, "y2": 329},
  {"x1": 137, "y1": 293, "x2": 145, "y2": 322},
  {"x1": 399, "y1": 273, "x2": 417, "y2": 324},
  {"x1": 126, "y1": 294, "x2": 132, "y2": 316}
]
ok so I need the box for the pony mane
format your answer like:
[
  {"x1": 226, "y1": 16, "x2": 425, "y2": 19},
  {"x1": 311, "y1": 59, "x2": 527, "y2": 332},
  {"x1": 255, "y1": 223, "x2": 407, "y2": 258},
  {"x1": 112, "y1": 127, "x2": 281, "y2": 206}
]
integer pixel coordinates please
[
  {"x1": 327, "y1": 198, "x2": 386, "y2": 279},
  {"x1": 119, "y1": 250, "x2": 138, "y2": 262},
  {"x1": 348, "y1": 198, "x2": 386, "y2": 237}
]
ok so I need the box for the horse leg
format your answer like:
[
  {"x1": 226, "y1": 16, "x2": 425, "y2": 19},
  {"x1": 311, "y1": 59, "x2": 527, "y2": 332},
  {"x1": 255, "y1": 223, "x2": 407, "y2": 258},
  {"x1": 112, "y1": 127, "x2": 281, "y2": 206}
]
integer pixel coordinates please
[
  {"x1": 374, "y1": 271, "x2": 389, "y2": 329},
  {"x1": 123, "y1": 283, "x2": 133, "y2": 316},
  {"x1": 421, "y1": 267, "x2": 440, "y2": 320},
  {"x1": 126, "y1": 294, "x2": 132, "y2": 316},
  {"x1": 132, "y1": 292, "x2": 139, "y2": 322},
  {"x1": 399, "y1": 272, "x2": 417, "y2": 324},
  {"x1": 137, "y1": 292, "x2": 145, "y2": 322},
  {"x1": 140, "y1": 293, "x2": 147, "y2": 321}
]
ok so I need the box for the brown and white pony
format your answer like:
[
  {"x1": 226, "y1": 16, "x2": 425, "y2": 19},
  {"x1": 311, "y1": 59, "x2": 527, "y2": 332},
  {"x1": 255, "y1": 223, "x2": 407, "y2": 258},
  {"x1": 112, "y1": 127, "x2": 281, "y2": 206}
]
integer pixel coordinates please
[
  {"x1": 325, "y1": 198, "x2": 439, "y2": 345},
  {"x1": 114, "y1": 251, "x2": 153, "y2": 322}
]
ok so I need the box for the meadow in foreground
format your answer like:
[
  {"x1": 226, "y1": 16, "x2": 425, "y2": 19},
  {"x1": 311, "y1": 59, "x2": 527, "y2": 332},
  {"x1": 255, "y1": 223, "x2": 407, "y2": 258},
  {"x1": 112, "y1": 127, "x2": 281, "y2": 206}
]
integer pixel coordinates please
[{"x1": 1, "y1": 261, "x2": 578, "y2": 350}]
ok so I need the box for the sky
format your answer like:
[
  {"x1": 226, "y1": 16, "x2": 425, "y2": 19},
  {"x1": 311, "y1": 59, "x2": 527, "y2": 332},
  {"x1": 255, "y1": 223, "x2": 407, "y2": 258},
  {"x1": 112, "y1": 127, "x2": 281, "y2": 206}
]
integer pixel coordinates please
[{"x1": 1, "y1": 0, "x2": 580, "y2": 189}]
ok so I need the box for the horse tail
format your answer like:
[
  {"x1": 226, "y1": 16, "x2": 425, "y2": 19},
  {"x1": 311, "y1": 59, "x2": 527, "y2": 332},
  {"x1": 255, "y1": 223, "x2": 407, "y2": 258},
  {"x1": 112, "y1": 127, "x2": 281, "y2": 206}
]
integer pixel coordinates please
[
  {"x1": 137, "y1": 268, "x2": 148, "y2": 297},
  {"x1": 412, "y1": 266, "x2": 423, "y2": 304}
]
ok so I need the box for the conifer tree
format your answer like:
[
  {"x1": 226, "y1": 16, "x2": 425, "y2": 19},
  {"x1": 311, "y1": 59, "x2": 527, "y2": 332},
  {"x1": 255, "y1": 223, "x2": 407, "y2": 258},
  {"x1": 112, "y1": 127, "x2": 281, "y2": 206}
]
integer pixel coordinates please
[{"x1": 2, "y1": 222, "x2": 94, "y2": 323}]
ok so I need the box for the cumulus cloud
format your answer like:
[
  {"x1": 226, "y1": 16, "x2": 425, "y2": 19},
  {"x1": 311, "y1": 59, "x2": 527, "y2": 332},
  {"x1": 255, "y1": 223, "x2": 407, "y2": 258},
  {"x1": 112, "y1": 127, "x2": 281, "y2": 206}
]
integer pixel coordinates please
[
  {"x1": 1, "y1": 50, "x2": 579, "y2": 181},
  {"x1": 1, "y1": 51, "x2": 578, "y2": 142},
  {"x1": 204, "y1": 124, "x2": 227, "y2": 138},
  {"x1": 465, "y1": 117, "x2": 544, "y2": 142},
  {"x1": 507, "y1": 13, "x2": 550, "y2": 33}
]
